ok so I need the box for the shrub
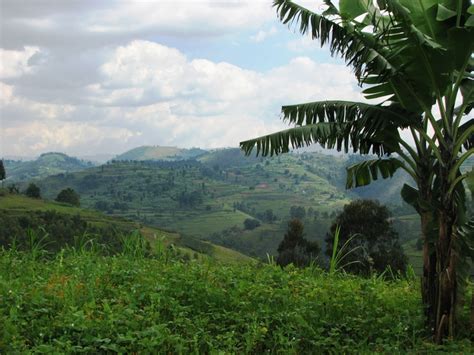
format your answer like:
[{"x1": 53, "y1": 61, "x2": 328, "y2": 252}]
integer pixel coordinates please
[
  {"x1": 25, "y1": 183, "x2": 41, "y2": 199},
  {"x1": 55, "y1": 188, "x2": 80, "y2": 207},
  {"x1": 243, "y1": 218, "x2": 260, "y2": 230}
]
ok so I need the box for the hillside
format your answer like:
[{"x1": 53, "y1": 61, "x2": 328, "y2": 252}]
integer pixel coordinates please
[
  {"x1": 4, "y1": 152, "x2": 94, "y2": 182},
  {"x1": 0, "y1": 193, "x2": 252, "y2": 264},
  {"x1": 33, "y1": 151, "x2": 352, "y2": 257},
  {"x1": 31, "y1": 149, "x2": 420, "y2": 259},
  {"x1": 114, "y1": 146, "x2": 207, "y2": 161}
]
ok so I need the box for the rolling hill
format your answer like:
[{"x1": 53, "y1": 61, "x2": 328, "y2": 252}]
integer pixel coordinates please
[
  {"x1": 4, "y1": 152, "x2": 94, "y2": 182},
  {"x1": 114, "y1": 145, "x2": 207, "y2": 161},
  {"x1": 0, "y1": 192, "x2": 252, "y2": 264},
  {"x1": 29, "y1": 148, "x2": 420, "y2": 259}
]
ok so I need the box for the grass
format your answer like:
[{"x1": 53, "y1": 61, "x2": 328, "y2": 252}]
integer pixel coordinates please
[
  {"x1": 1, "y1": 250, "x2": 472, "y2": 353},
  {"x1": 0, "y1": 194, "x2": 253, "y2": 264}
]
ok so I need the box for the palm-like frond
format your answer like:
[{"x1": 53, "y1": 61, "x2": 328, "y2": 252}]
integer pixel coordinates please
[
  {"x1": 280, "y1": 100, "x2": 420, "y2": 127},
  {"x1": 273, "y1": 0, "x2": 396, "y2": 83},
  {"x1": 240, "y1": 100, "x2": 420, "y2": 157},
  {"x1": 459, "y1": 120, "x2": 474, "y2": 150},
  {"x1": 346, "y1": 158, "x2": 404, "y2": 188},
  {"x1": 273, "y1": 0, "x2": 473, "y2": 113}
]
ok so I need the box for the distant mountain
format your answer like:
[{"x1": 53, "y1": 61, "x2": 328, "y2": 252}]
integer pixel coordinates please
[
  {"x1": 114, "y1": 146, "x2": 207, "y2": 161},
  {"x1": 4, "y1": 152, "x2": 94, "y2": 182}
]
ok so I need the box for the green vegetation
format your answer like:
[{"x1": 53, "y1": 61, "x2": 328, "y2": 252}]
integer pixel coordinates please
[
  {"x1": 276, "y1": 219, "x2": 320, "y2": 268},
  {"x1": 30, "y1": 150, "x2": 406, "y2": 259},
  {"x1": 326, "y1": 200, "x2": 407, "y2": 276},
  {"x1": 4, "y1": 146, "x2": 432, "y2": 264},
  {"x1": 55, "y1": 188, "x2": 80, "y2": 207},
  {"x1": 114, "y1": 145, "x2": 207, "y2": 161},
  {"x1": 0, "y1": 194, "x2": 252, "y2": 264},
  {"x1": 4, "y1": 152, "x2": 93, "y2": 182},
  {"x1": 25, "y1": 183, "x2": 41, "y2": 199},
  {"x1": 241, "y1": 0, "x2": 473, "y2": 341},
  {"x1": 1, "y1": 249, "x2": 472, "y2": 353},
  {"x1": 0, "y1": 160, "x2": 5, "y2": 187}
]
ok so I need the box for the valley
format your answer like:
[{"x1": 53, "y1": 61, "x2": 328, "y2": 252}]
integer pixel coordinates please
[{"x1": 5, "y1": 146, "x2": 421, "y2": 261}]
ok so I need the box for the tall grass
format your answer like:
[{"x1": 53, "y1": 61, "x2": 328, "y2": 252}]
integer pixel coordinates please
[
  {"x1": 328, "y1": 226, "x2": 363, "y2": 275},
  {"x1": 119, "y1": 230, "x2": 150, "y2": 258},
  {"x1": 26, "y1": 228, "x2": 52, "y2": 260},
  {"x1": 68, "y1": 231, "x2": 106, "y2": 256}
]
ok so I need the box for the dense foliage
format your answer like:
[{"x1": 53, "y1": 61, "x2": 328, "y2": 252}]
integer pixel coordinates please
[
  {"x1": 1, "y1": 250, "x2": 472, "y2": 353},
  {"x1": 0, "y1": 210, "x2": 134, "y2": 255},
  {"x1": 277, "y1": 219, "x2": 320, "y2": 268},
  {"x1": 326, "y1": 200, "x2": 408, "y2": 275},
  {"x1": 25, "y1": 183, "x2": 41, "y2": 199},
  {"x1": 55, "y1": 188, "x2": 80, "y2": 207}
]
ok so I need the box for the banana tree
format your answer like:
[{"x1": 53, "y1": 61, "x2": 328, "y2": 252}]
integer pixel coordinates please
[{"x1": 240, "y1": 0, "x2": 473, "y2": 341}]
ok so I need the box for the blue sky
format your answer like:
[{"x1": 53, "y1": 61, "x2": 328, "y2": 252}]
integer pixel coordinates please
[{"x1": 0, "y1": 0, "x2": 360, "y2": 158}]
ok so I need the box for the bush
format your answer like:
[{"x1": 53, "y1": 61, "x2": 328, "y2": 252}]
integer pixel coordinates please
[
  {"x1": 243, "y1": 218, "x2": 260, "y2": 230},
  {"x1": 0, "y1": 210, "x2": 131, "y2": 254},
  {"x1": 55, "y1": 188, "x2": 80, "y2": 207},
  {"x1": 25, "y1": 183, "x2": 41, "y2": 199}
]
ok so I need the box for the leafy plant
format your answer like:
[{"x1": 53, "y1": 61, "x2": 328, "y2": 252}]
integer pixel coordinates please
[
  {"x1": 26, "y1": 228, "x2": 52, "y2": 260},
  {"x1": 240, "y1": 0, "x2": 474, "y2": 341},
  {"x1": 1, "y1": 250, "x2": 472, "y2": 353},
  {"x1": 120, "y1": 230, "x2": 150, "y2": 258},
  {"x1": 328, "y1": 226, "x2": 363, "y2": 275}
]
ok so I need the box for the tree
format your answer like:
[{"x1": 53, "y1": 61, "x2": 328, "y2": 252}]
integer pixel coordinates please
[
  {"x1": 277, "y1": 219, "x2": 320, "y2": 267},
  {"x1": 243, "y1": 218, "x2": 260, "y2": 230},
  {"x1": 55, "y1": 188, "x2": 80, "y2": 207},
  {"x1": 0, "y1": 160, "x2": 5, "y2": 188},
  {"x1": 325, "y1": 200, "x2": 407, "y2": 275},
  {"x1": 289, "y1": 205, "x2": 306, "y2": 219},
  {"x1": 240, "y1": 0, "x2": 473, "y2": 341},
  {"x1": 25, "y1": 183, "x2": 41, "y2": 199}
]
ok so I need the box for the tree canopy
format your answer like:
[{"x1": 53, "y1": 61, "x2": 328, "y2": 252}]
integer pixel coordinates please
[
  {"x1": 25, "y1": 183, "x2": 41, "y2": 199},
  {"x1": 277, "y1": 219, "x2": 320, "y2": 268},
  {"x1": 326, "y1": 199, "x2": 407, "y2": 275},
  {"x1": 55, "y1": 188, "x2": 81, "y2": 207}
]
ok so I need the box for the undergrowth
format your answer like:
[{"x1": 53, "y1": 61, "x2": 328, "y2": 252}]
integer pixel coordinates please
[{"x1": 0, "y1": 248, "x2": 472, "y2": 353}]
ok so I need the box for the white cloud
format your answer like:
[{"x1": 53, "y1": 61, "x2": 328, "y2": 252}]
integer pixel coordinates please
[
  {"x1": 1, "y1": 40, "x2": 361, "y2": 157},
  {"x1": 0, "y1": 47, "x2": 39, "y2": 79},
  {"x1": 250, "y1": 26, "x2": 278, "y2": 43},
  {"x1": 287, "y1": 35, "x2": 320, "y2": 52},
  {"x1": 88, "y1": 1, "x2": 274, "y2": 36}
]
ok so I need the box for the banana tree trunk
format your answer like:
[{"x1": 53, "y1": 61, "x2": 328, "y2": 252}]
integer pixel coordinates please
[
  {"x1": 433, "y1": 147, "x2": 459, "y2": 343},
  {"x1": 419, "y1": 179, "x2": 459, "y2": 342},
  {"x1": 435, "y1": 210, "x2": 457, "y2": 342},
  {"x1": 421, "y1": 211, "x2": 437, "y2": 332}
]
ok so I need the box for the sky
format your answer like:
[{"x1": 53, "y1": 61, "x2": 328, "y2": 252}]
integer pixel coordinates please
[{"x1": 0, "y1": 0, "x2": 363, "y2": 158}]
